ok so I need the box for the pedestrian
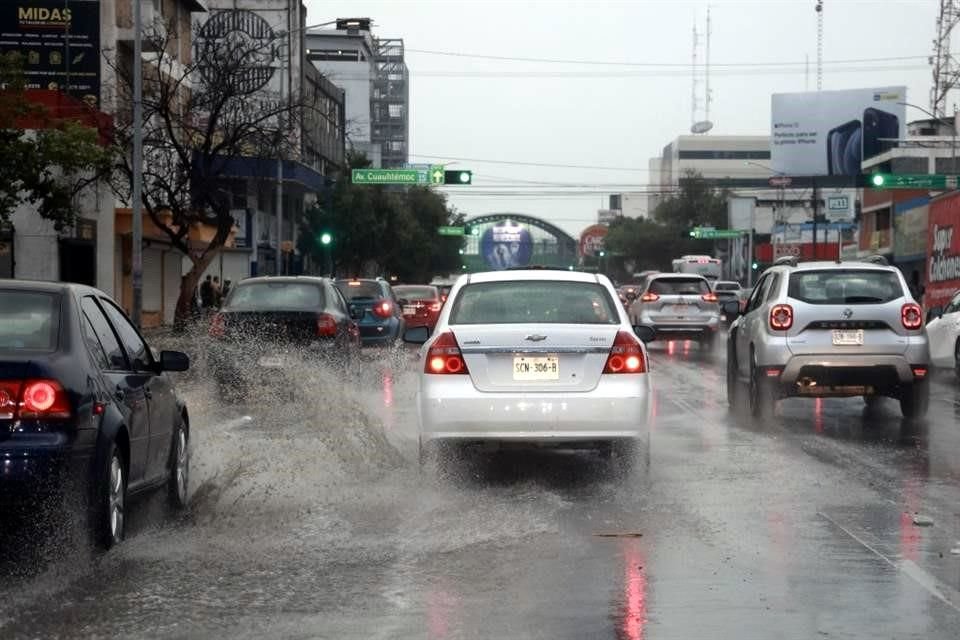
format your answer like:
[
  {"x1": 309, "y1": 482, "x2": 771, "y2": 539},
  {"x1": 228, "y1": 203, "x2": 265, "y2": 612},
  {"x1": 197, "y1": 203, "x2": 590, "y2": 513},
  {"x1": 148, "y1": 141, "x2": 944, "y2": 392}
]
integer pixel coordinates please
[
  {"x1": 212, "y1": 276, "x2": 223, "y2": 308},
  {"x1": 222, "y1": 279, "x2": 232, "y2": 302},
  {"x1": 200, "y1": 275, "x2": 214, "y2": 310}
]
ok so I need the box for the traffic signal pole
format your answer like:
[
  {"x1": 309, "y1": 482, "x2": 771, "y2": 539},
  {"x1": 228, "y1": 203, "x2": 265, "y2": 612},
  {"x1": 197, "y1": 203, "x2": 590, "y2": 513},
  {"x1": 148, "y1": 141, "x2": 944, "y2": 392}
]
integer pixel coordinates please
[{"x1": 811, "y1": 177, "x2": 819, "y2": 259}]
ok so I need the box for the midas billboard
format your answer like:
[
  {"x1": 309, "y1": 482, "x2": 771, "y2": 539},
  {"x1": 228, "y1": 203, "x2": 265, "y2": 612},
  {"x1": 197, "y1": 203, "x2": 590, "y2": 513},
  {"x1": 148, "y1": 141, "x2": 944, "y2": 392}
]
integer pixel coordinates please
[{"x1": 771, "y1": 86, "x2": 906, "y2": 176}]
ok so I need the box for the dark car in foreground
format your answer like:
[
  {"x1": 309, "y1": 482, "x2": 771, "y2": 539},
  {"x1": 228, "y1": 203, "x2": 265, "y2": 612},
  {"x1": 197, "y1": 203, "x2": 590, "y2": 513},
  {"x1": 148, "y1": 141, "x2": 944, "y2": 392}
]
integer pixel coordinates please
[
  {"x1": 334, "y1": 278, "x2": 405, "y2": 347},
  {"x1": 208, "y1": 276, "x2": 360, "y2": 394},
  {"x1": 393, "y1": 284, "x2": 443, "y2": 331},
  {"x1": 0, "y1": 280, "x2": 191, "y2": 549}
]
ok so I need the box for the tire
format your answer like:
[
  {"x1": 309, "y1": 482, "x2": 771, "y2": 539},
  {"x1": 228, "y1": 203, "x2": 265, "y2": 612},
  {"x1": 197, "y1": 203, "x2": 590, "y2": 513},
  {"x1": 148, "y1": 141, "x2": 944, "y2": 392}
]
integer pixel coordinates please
[
  {"x1": 94, "y1": 442, "x2": 126, "y2": 550},
  {"x1": 900, "y1": 380, "x2": 930, "y2": 420},
  {"x1": 167, "y1": 417, "x2": 189, "y2": 510},
  {"x1": 749, "y1": 352, "x2": 777, "y2": 419},
  {"x1": 726, "y1": 340, "x2": 742, "y2": 408}
]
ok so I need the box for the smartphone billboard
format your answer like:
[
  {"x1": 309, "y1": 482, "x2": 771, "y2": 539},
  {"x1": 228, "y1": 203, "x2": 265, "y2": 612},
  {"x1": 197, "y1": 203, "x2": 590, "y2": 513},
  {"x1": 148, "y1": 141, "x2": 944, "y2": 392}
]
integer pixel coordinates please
[{"x1": 771, "y1": 87, "x2": 906, "y2": 176}]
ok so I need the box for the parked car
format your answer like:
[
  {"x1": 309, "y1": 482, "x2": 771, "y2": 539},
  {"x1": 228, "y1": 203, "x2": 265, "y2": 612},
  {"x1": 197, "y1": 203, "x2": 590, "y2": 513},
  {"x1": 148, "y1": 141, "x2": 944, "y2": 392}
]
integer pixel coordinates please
[
  {"x1": 724, "y1": 257, "x2": 930, "y2": 419},
  {"x1": 0, "y1": 280, "x2": 191, "y2": 549},
  {"x1": 208, "y1": 276, "x2": 361, "y2": 394},
  {"x1": 405, "y1": 269, "x2": 651, "y2": 472},
  {"x1": 925, "y1": 289, "x2": 960, "y2": 378},
  {"x1": 393, "y1": 284, "x2": 444, "y2": 331},
  {"x1": 628, "y1": 273, "x2": 721, "y2": 347},
  {"x1": 334, "y1": 278, "x2": 406, "y2": 347}
]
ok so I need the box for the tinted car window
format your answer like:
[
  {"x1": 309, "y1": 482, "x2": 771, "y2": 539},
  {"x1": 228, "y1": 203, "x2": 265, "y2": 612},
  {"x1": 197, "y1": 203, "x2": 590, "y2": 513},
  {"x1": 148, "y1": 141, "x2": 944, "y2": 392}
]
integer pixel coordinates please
[
  {"x1": 713, "y1": 282, "x2": 740, "y2": 291},
  {"x1": 450, "y1": 281, "x2": 618, "y2": 325},
  {"x1": 765, "y1": 274, "x2": 782, "y2": 301},
  {"x1": 226, "y1": 282, "x2": 324, "y2": 310},
  {"x1": 81, "y1": 297, "x2": 127, "y2": 370},
  {"x1": 80, "y1": 312, "x2": 111, "y2": 370},
  {"x1": 0, "y1": 290, "x2": 59, "y2": 352},
  {"x1": 100, "y1": 299, "x2": 153, "y2": 371},
  {"x1": 746, "y1": 275, "x2": 770, "y2": 313},
  {"x1": 336, "y1": 281, "x2": 383, "y2": 300},
  {"x1": 393, "y1": 286, "x2": 439, "y2": 300},
  {"x1": 788, "y1": 270, "x2": 904, "y2": 304},
  {"x1": 648, "y1": 278, "x2": 710, "y2": 295}
]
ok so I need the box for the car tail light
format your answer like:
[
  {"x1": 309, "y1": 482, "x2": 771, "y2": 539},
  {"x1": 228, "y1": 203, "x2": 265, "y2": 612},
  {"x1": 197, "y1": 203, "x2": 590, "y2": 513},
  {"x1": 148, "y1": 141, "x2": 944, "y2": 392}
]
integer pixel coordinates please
[
  {"x1": 603, "y1": 331, "x2": 646, "y2": 374},
  {"x1": 425, "y1": 331, "x2": 469, "y2": 375},
  {"x1": 702, "y1": 292, "x2": 718, "y2": 302},
  {"x1": 769, "y1": 304, "x2": 793, "y2": 331},
  {"x1": 209, "y1": 312, "x2": 226, "y2": 337},
  {"x1": 430, "y1": 301, "x2": 442, "y2": 312},
  {"x1": 901, "y1": 303, "x2": 923, "y2": 330},
  {"x1": 640, "y1": 293, "x2": 659, "y2": 302},
  {"x1": 372, "y1": 299, "x2": 393, "y2": 319},
  {"x1": 316, "y1": 313, "x2": 337, "y2": 337},
  {"x1": 0, "y1": 379, "x2": 71, "y2": 420},
  {"x1": 912, "y1": 366, "x2": 928, "y2": 378}
]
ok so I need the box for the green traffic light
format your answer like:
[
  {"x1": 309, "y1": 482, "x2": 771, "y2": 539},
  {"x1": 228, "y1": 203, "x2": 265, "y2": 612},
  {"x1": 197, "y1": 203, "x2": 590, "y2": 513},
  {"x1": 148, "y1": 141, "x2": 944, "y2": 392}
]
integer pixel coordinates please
[
  {"x1": 598, "y1": 250, "x2": 606, "y2": 257},
  {"x1": 458, "y1": 248, "x2": 464, "y2": 255},
  {"x1": 871, "y1": 174, "x2": 885, "y2": 187},
  {"x1": 459, "y1": 172, "x2": 471, "y2": 183},
  {"x1": 751, "y1": 261, "x2": 759, "y2": 270},
  {"x1": 320, "y1": 232, "x2": 332, "y2": 246}
]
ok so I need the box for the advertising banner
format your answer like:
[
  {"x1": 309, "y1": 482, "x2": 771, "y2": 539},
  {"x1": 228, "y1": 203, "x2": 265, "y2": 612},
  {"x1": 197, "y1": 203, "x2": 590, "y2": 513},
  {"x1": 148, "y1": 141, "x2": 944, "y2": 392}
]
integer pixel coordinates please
[
  {"x1": 927, "y1": 192, "x2": 960, "y2": 311},
  {"x1": 579, "y1": 224, "x2": 608, "y2": 258},
  {"x1": 0, "y1": 1, "x2": 101, "y2": 106},
  {"x1": 771, "y1": 86, "x2": 906, "y2": 176},
  {"x1": 480, "y1": 221, "x2": 533, "y2": 270},
  {"x1": 893, "y1": 199, "x2": 929, "y2": 260}
]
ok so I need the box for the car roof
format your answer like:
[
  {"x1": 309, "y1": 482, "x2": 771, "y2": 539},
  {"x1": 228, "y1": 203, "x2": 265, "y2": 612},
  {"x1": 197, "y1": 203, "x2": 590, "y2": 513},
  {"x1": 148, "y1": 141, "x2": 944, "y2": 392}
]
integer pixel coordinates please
[
  {"x1": 648, "y1": 273, "x2": 709, "y2": 280},
  {"x1": 787, "y1": 261, "x2": 899, "y2": 273},
  {"x1": 238, "y1": 276, "x2": 327, "y2": 285},
  {"x1": 0, "y1": 278, "x2": 104, "y2": 297},
  {"x1": 465, "y1": 269, "x2": 602, "y2": 284}
]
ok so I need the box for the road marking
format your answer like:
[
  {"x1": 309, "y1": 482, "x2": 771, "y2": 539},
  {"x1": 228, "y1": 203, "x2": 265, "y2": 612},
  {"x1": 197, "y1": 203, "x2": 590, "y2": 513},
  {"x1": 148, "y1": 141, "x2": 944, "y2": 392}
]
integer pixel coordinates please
[{"x1": 819, "y1": 511, "x2": 960, "y2": 614}]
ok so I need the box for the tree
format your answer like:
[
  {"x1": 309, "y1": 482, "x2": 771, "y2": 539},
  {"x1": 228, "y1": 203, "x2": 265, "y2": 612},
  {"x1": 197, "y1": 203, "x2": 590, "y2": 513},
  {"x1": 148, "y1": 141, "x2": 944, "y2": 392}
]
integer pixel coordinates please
[
  {"x1": 108, "y1": 19, "x2": 311, "y2": 326},
  {"x1": 298, "y1": 153, "x2": 464, "y2": 282},
  {"x1": 0, "y1": 52, "x2": 112, "y2": 229}
]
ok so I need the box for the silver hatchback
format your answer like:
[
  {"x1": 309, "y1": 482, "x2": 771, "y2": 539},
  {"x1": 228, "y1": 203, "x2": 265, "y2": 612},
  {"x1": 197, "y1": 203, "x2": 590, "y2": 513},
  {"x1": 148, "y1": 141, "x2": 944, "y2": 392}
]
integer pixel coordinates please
[
  {"x1": 628, "y1": 273, "x2": 721, "y2": 347},
  {"x1": 724, "y1": 258, "x2": 930, "y2": 419}
]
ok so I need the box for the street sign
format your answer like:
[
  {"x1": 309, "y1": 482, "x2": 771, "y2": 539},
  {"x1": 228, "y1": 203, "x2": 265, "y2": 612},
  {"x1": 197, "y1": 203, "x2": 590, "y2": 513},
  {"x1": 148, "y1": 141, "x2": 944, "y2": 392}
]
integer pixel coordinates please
[
  {"x1": 430, "y1": 166, "x2": 445, "y2": 185},
  {"x1": 352, "y1": 169, "x2": 421, "y2": 185},
  {"x1": 866, "y1": 174, "x2": 959, "y2": 189},
  {"x1": 690, "y1": 227, "x2": 745, "y2": 239},
  {"x1": 437, "y1": 226, "x2": 465, "y2": 236},
  {"x1": 768, "y1": 176, "x2": 792, "y2": 188},
  {"x1": 825, "y1": 194, "x2": 853, "y2": 222}
]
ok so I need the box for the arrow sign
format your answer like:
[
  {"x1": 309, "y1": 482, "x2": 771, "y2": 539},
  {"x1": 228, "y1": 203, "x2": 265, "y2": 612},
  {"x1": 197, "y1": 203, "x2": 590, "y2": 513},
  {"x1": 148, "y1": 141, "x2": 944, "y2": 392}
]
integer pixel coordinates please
[{"x1": 430, "y1": 165, "x2": 445, "y2": 185}]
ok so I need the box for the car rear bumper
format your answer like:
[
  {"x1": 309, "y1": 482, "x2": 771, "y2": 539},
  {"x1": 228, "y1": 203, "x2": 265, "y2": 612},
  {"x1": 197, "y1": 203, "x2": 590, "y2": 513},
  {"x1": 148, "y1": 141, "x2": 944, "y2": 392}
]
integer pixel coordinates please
[
  {"x1": 774, "y1": 354, "x2": 926, "y2": 396},
  {"x1": 418, "y1": 375, "x2": 650, "y2": 442},
  {"x1": 0, "y1": 442, "x2": 95, "y2": 504}
]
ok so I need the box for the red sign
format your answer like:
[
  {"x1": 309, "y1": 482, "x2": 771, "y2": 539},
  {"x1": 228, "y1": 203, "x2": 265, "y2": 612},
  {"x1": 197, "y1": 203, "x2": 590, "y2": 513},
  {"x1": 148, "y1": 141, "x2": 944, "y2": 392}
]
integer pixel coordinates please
[
  {"x1": 579, "y1": 224, "x2": 608, "y2": 258},
  {"x1": 926, "y1": 192, "x2": 960, "y2": 310},
  {"x1": 768, "y1": 176, "x2": 792, "y2": 188}
]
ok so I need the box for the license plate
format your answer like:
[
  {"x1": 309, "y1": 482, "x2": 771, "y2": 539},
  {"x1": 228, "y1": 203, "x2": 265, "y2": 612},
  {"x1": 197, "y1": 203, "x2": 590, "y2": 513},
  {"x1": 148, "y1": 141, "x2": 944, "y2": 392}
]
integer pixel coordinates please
[
  {"x1": 832, "y1": 329, "x2": 864, "y2": 346},
  {"x1": 258, "y1": 355, "x2": 284, "y2": 368},
  {"x1": 672, "y1": 305, "x2": 690, "y2": 315},
  {"x1": 513, "y1": 355, "x2": 559, "y2": 381},
  {"x1": 403, "y1": 306, "x2": 417, "y2": 316}
]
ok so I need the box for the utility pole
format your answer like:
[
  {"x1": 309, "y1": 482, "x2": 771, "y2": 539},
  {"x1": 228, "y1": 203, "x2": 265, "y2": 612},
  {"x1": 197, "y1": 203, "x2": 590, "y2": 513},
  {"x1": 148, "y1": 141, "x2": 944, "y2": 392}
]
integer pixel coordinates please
[
  {"x1": 132, "y1": 0, "x2": 144, "y2": 325},
  {"x1": 275, "y1": 27, "x2": 286, "y2": 276},
  {"x1": 811, "y1": 178, "x2": 820, "y2": 259}
]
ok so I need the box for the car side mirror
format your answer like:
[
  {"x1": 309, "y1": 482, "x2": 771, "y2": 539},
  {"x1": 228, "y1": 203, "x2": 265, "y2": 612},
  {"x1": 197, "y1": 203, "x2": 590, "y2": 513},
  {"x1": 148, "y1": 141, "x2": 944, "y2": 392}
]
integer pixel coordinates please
[
  {"x1": 633, "y1": 325, "x2": 655, "y2": 343},
  {"x1": 403, "y1": 326, "x2": 430, "y2": 344},
  {"x1": 722, "y1": 301, "x2": 741, "y2": 317},
  {"x1": 157, "y1": 350, "x2": 190, "y2": 372},
  {"x1": 349, "y1": 305, "x2": 364, "y2": 320}
]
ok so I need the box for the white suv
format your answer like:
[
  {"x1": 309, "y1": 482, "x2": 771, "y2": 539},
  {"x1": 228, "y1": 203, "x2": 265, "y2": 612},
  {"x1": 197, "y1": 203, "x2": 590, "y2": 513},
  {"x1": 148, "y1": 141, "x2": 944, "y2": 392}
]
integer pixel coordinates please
[{"x1": 724, "y1": 257, "x2": 931, "y2": 419}]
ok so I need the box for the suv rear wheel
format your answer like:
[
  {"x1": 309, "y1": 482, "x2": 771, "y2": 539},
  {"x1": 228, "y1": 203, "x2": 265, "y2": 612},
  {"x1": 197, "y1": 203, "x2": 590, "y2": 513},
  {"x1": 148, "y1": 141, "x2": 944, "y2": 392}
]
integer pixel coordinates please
[
  {"x1": 900, "y1": 380, "x2": 930, "y2": 420},
  {"x1": 749, "y1": 351, "x2": 777, "y2": 419},
  {"x1": 726, "y1": 340, "x2": 742, "y2": 408},
  {"x1": 954, "y1": 339, "x2": 960, "y2": 381}
]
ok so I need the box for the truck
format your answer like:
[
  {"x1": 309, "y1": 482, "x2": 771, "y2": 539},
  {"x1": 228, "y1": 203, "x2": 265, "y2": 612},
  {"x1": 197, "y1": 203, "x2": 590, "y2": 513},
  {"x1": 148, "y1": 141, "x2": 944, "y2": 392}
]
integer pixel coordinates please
[{"x1": 672, "y1": 255, "x2": 722, "y2": 281}]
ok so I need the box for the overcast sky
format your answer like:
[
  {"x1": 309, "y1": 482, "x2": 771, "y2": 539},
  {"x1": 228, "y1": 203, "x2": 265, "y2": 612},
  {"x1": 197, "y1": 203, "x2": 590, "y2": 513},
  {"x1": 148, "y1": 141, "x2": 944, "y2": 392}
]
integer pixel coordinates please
[{"x1": 304, "y1": 0, "x2": 938, "y2": 237}]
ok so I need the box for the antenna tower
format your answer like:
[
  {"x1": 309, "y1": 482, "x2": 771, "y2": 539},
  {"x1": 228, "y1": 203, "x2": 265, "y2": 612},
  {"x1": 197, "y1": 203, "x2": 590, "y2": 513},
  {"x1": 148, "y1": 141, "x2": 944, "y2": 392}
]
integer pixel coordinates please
[
  {"x1": 691, "y1": 18, "x2": 699, "y2": 129},
  {"x1": 815, "y1": 1, "x2": 823, "y2": 91},
  {"x1": 931, "y1": 0, "x2": 960, "y2": 117},
  {"x1": 705, "y1": 6, "x2": 712, "y2": 123}
]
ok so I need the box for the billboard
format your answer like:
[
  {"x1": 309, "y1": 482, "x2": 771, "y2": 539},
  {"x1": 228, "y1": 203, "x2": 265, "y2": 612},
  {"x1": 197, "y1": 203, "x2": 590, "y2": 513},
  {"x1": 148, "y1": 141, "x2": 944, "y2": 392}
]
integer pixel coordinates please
[
  {"x1": 771, "y1": 86, "x2": 906, "y2": 176},
  {"x1": 579, "y1": 224, "x2": 608, "y2": 258},
  {"x1": 0, "y1": 1, "x2": 101, "y2": 107},
  {"x1": 480, "y1": 221, "x2": 533, "y2": 270},
  {"x1": 927, "y1": 192, "x2": 960, "y2": 312}
]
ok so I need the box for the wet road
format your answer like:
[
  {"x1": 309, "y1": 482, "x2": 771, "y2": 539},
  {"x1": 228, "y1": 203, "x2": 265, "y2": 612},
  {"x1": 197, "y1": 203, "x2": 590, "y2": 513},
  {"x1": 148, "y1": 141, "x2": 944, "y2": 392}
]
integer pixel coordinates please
[{"x1": 3, "y1": 340, "x2": 960, "y2": 638}]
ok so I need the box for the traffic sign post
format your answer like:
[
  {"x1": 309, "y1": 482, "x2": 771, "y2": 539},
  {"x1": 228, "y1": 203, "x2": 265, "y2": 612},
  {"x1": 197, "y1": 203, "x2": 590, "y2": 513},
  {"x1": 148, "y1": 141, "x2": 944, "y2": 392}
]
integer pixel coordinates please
[
  {"x1": 352, "y1": 166, "x2": 472, "y2": 186},
  {"x1": 866, "y1": 173, "x2": 960, "y2": 189},
  {"x1": 689, "y1": 227, "x2": 745, "y2": 240},
  {"x1": 437, "y1": 226, "x2": 465, "y2": 236}
]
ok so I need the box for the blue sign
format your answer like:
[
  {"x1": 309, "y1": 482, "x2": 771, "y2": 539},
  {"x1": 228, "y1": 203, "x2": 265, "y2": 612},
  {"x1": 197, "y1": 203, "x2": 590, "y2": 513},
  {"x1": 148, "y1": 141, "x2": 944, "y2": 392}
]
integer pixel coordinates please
[{"x1": 480, "y1": 221, "x2": 533, "y2": 269}]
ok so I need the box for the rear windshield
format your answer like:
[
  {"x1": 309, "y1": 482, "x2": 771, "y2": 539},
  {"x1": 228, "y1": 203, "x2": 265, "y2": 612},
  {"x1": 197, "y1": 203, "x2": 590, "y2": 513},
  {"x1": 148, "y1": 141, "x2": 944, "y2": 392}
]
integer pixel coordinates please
[
  {"x1": 335, "y1": 281, "x2": 383, "y2": 301},
  {"x1": 225, "y1": 282, "x2": 324, "y2": 311},
  {"x1": 393, "y1": 286, "x2": 438, "y2": 301},
  {"x1": 648, "y1": 278, "x2": 710, "y2": 295},
  {"x1": 788, "y1": 270, "x2": 904, "y2": 304},
  {"x1": 449, "y1": 281, "x2": 618, "y2": 325},
  {"x1": 0, "y1": 291, "x2": 59, "y2": 351},
  {"x1": 714, "y1": 282, "x2": 739, "y2": 291}
]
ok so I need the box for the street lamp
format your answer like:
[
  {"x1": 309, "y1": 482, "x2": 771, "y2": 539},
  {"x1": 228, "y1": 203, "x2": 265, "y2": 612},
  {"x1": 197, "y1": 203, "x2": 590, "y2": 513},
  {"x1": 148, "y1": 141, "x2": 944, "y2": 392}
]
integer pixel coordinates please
[{"x1": 896, "y1": 101, "x2": 957, "y2": 171}]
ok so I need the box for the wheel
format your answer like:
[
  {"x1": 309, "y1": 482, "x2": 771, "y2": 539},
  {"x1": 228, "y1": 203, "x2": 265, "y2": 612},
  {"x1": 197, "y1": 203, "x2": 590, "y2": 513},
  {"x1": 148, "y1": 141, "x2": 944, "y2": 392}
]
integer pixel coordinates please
[
  {"x1": 167, "y1": 417, "x2": 189, "y2": 510},
  {"x1": 954, "y1": 340, "x2": 960, "y2": 381},
  {"x1": 726, "y1": 340, "x2": 742, "y2": 408},
  {"x1": 900, "y1": 380, "x2": 930, "y2": 419},
  {"x1": 94, "y1": 442, "x2": 126, "y2": 550},
  {"x1": 749, "y1": 351, "x2": 777, "y2": 419}
]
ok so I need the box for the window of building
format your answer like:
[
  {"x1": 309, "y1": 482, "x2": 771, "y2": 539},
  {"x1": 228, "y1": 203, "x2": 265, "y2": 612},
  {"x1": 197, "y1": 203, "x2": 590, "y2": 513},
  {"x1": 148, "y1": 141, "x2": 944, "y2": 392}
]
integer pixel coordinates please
[{"x1": 388, "y1": 104, "x2": 403, "y2": 118}]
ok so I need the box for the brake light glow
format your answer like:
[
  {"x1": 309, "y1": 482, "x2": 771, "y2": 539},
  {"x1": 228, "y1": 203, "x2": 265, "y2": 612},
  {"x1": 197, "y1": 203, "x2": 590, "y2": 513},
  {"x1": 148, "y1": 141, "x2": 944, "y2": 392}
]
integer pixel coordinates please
[
  {"x1": 372, "y1": 300, "x2": 393, "y2": 319},
  {"x1": 640, "y1": 293, "x2": 659, "y2": 302},
  {"x1": 769, "y1": 304, "x2": 793, "y2": 330},
  {"x1": 901, "y1": 303, "x2": 923, "y2": 330},
  {"x1": 316, "y1": 313, "x2": 337, "y2": 337},
  {"x1": 430, "y1": 301, "x2": 442, "y2": 312},
  {"x1": 424, "y1": 331, "x2": 469, "y2": 375},
  {"x1": 2, "y1": 379, "x2": 72, "y2": 419},
  {"x1": 603, "y1": 331, "x2": 646, "y2": 374},
  {"x1": 912, "y1": 366, "x2": 928, "y2": 378},
  {"x1": 701, "y1": 292, "x2": 718, "y2": 302},
  {"x1": 209, "y1": 312, "x2": 226, "y2": 337}
]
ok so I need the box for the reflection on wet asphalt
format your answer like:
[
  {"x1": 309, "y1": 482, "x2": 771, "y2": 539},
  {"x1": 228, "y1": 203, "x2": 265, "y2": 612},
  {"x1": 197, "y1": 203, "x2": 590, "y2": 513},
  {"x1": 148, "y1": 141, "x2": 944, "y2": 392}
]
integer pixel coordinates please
[{"x1": 2, "y1": 339, "x2": 960, "y2": 638}]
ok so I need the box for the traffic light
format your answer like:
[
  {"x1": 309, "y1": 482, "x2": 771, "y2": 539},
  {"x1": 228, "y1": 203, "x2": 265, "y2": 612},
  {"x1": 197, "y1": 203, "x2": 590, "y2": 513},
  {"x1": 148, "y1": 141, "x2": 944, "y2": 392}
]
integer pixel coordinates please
[
  {"x1": 319, "y1": 232, "x2": 332, "y2": 246},
  {"x1": 464, "y1": 224, "x2": 480, "y2": 236},
  {"x1": 869, "y1": 174, "x2": 886, "y2": 187},
  {"x1": 444, "y1": 170, "x2": 472, "y2": 185},
  {"x1": 751, "y1": 261, "x2": 759, "y2": 270}
]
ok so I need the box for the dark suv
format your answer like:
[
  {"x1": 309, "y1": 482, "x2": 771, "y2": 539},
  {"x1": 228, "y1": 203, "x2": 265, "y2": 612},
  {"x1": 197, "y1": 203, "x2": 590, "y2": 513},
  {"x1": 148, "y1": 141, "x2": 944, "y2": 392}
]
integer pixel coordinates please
[{"x1": 334, "y1": 279, "x2": 406, "y2": 347}]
